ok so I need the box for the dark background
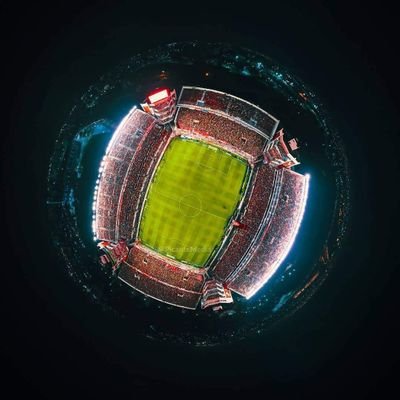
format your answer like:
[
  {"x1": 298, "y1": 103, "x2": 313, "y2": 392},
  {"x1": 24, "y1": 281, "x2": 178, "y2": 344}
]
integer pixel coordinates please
[{"x1": 1, "y1": 1, "x2": 399, "y2": 398}]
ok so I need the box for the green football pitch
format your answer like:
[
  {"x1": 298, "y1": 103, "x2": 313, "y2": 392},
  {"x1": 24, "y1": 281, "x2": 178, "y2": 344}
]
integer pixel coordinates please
[{"x1": 138, "y1": 137, "x2": 248, "y2": 267}]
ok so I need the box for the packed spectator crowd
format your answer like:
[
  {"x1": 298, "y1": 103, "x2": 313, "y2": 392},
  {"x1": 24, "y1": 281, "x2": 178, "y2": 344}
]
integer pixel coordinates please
[
  {"x1": 117, "y1": 124, "x2": 168, "y2": 240},
  {"x1": 203, "y1": 91, "x2": 230, "y2": 112},
  {"x1": 127, "y1": 244, "x2": 205, "y2": 292},
  {"x1": 118, "y1": 260, "x2": 202, "y2": 309},
  {"x1": 213, "y1": 164, "x2": 276, "y2": 280},
  {"x1": 176, "y1": 108, "x2": 265, "y2": 158},
  {"x1": 95, "y1": 110, "x2": 167, "y2": 242},
  {"x1": 228, "y1": 169, "x2": 307, "y2": 297},
  {"x1": 178, "y1": 87, "x2": 278, "y2": 137}
]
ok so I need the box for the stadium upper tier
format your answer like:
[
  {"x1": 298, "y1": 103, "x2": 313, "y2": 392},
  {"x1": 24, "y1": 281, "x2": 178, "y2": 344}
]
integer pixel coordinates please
[
  {"x1": 94, "y1": 87, "x2": 308, "y2": 310},
  {"x1": 226, "y1": 169, "x2": 309, "y2": 298},
  {"x1": 177, "y1": 87, "x2": 279, "y2": 139}
]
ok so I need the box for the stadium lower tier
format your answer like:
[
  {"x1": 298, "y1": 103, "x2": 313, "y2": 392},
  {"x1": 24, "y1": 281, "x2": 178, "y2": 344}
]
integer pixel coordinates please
[
  {"x1": 116, "y1": 125, "x2": 168, "y2": 240},
  {"x1": 128, "y1": 243, "x2": 206, "y2": 292},
  {"x1": 212, "y1": 163, "x2": 277, "y2": 280},
  {"x1": 175, "y1": 107, "x2": 266, "y2": 158}
]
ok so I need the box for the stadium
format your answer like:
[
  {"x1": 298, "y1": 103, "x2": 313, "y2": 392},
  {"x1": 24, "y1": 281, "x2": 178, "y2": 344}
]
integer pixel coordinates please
[{"x1": 93, "y1": 86, "x2": 309, "y2": 310}]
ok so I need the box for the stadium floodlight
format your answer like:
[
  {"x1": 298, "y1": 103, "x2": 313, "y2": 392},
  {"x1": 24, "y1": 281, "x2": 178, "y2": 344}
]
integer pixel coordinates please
[{"x1": 148, "y1": 89, "x2": 169, "y2": 104}]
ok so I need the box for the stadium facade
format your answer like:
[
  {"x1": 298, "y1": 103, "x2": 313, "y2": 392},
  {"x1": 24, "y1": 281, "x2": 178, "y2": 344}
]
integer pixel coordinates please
[{"x1": 93, "y1": 86, "x2": 309, "y2": 310}]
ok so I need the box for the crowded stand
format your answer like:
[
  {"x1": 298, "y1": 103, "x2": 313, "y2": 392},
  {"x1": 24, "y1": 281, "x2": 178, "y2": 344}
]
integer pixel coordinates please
[
  {"x1": 203, "y1": 90, "x2": 230, "y2": 112},
  {"x1": 118, "y1": 262, "x2": 203, "y2": 309},
  {"x1": 95, "y1": 109, "x2": 161, "y2": 242},
  {"x1": 228, "y1": 169, "x2": 308, "y2": 297},
  {"x1": 213, "y1": 164, "x2": 277, "y2": 280},
  {"x1": 127, "y1": 243, "x2": 205, "y2": 292},
  {"x1": 178, "y1": 87, "x2": 279, "y2": 138},
  {"x1": 117, "y1": 124, "x2": 168, "y2": 240},
  {"x1": 176, "y1": 107, "x2": 265, "y2": 158}
]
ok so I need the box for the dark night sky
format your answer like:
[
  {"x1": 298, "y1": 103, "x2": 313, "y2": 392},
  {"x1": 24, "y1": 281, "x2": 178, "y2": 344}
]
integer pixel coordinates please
[{"x1": 1, "y1": 1, "x2": 399, "y2": 398}]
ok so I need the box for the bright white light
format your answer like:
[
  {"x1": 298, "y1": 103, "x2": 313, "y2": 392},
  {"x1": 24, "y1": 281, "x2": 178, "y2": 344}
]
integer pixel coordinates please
[
  {"x1": 148, "y1": 89, "x2": 168, "y2": 104},
  {"x1": 245, "y1": 174, "x2": 310, "y2": 299},
  {"x1": 105, "y1": 105, "x2": 137, "y2": 155},
  {"x1": 91, "y1": 105, "x2": 137, "y2": 240}
]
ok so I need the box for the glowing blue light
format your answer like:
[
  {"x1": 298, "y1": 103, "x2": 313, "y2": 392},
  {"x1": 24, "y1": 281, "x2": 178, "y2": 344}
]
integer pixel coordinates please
[{"x1": 105, "y1": 105, "x2": 137, "y2": 155}]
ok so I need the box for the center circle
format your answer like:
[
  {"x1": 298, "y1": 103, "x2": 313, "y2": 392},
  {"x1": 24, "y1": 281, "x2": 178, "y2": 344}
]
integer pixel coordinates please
[{"x1": 178, "y1": 193, "x2": 202, "y2": 218}]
